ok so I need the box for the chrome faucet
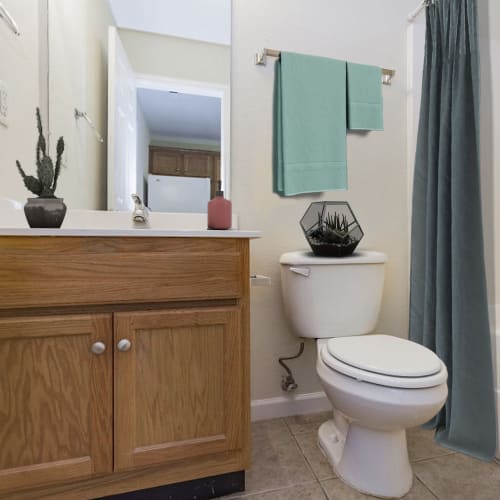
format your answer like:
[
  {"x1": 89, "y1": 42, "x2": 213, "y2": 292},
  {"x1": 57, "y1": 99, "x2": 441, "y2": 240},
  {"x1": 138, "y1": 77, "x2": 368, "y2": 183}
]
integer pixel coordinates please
[{"x1": 131, "y1": 194, "x2": 149, "y2": 224}]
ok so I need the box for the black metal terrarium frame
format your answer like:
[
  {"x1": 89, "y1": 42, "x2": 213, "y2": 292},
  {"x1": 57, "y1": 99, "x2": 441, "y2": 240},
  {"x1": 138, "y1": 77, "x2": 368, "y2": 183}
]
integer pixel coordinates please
[{"x1": 300, "y1": 201, "x2": 364, "y2": 257}]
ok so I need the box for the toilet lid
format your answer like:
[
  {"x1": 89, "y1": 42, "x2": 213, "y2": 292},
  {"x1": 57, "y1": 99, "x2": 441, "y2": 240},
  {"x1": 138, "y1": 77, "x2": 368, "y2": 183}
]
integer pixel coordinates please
[
  {"x1": 320, "y1": 335, "x2": 447, "y2": 389},
  {"x1": 326, "y1": 335, "x2": 442, "y2": 377}
]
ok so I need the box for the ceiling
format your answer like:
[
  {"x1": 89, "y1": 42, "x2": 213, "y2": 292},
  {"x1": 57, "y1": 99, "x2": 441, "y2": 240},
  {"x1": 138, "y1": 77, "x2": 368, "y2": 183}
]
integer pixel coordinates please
[
  {"x1": 138, "y1": 88, "x2": 221, "y2": 143},
  {"x1": 108, "y1": 0, "x2": 231, "y2": 46}
]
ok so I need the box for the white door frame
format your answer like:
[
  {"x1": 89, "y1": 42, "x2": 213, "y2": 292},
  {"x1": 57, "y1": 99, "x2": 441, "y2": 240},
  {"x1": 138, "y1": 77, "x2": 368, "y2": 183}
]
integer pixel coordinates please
[
  {"x1": 107, "y1": 27, "x2": 138, "y2": 211},
  {"x1": 135, "y1": 73, "x2": 231, "y2": 199}
]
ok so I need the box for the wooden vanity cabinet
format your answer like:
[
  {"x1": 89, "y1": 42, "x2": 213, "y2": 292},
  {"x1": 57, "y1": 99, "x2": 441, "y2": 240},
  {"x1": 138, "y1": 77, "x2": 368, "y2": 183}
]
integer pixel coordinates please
[{"x1": 0, "y1": 236, "x2": 250, "y2": 499}]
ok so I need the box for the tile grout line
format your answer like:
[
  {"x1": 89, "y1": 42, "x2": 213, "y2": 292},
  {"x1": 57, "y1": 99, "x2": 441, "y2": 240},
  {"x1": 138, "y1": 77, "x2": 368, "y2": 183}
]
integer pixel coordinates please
[
  {"x1": 414, "y1": 470, "x2": 442, "y2": 500},
  {"x1": 318, "y1": 478, "x2": 333, "y2": 500},
  {"x1": 285, "y1": 418, "x2": 326, "y2": 485},
  {"x1": 284, "y1": 417, "x2": 338, "y2": 499},
  {"x1": 411, "y1": 453, "x2": 455, "y2": 465},
  {"x1": 286, "y1": 425, "x2": 338, "y2": 498},
  {"x1": 284, "y1": 416, "x2": 336, "y2": 479},
  {"x1": 232, "y1": 418, "x2": 323, "y2": 499},
  {"x1": 225, "y1": 481, "x2": 321, "y2": 500}
]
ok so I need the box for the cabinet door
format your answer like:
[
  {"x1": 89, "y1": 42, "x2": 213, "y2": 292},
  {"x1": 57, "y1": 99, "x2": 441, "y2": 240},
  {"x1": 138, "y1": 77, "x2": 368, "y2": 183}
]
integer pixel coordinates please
[
  {"x1": 0, "y1": 315, "x2": 113, "y2": 493},
  {"x1": 149, "y1": 148, "x2": 183, "y2": 176},
  {"x1": 183, "y1": 152, "x2": 214, "y2": 178},
  {"x1": 114, "y1": 307, "x2": 244, "y2": 471}
]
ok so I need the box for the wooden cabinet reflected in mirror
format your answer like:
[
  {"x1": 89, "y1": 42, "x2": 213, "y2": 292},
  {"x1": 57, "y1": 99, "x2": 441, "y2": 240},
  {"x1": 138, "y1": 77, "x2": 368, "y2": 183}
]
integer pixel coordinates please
[{"x1": 149, "y1": 146, "x2": 221, "y2": 200}]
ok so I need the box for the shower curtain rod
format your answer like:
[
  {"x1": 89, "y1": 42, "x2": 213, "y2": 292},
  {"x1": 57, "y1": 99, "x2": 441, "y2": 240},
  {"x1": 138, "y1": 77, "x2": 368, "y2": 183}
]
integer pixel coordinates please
[
  {"x1": 407, "y1": 0, "x2": 434, "y2": 23},
  {"x1": 255, "y1": 48, "x2": 396, "y2": 85}
]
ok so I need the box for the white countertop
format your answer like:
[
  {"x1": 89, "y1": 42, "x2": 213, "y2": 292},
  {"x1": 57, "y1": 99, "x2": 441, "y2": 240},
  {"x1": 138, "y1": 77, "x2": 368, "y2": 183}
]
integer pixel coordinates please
[
  {"x1": 0, "y1": 227, "x2": 260, "y2": 238},
  {"x1": 0, "y1": 208, "x2": 261, "y2": 238}
]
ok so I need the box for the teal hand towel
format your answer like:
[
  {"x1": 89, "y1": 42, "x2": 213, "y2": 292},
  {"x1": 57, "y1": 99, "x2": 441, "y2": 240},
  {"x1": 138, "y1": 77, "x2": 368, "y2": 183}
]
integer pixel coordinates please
[
  {"x1": 273, "y1": 52, "x2": 347, "y2": 196},
  {"x1": 347, "y1": 62, "x2": 383, "y2": 130}
]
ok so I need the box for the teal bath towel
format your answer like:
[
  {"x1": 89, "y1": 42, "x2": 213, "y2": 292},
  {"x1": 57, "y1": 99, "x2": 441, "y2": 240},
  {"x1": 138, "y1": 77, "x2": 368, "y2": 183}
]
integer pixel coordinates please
[
  {"x1": 347, "y1": 62, "x2": 383, "y2": 131},
  {"x1": 273, "y1": 52, "x2": 347, "y2": 196}
]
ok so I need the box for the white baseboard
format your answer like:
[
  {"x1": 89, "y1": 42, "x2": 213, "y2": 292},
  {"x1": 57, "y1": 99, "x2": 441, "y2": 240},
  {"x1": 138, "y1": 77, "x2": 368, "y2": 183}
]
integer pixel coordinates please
[{"x1": 251, "y1": 391, "x2": 332, "y2": 422}]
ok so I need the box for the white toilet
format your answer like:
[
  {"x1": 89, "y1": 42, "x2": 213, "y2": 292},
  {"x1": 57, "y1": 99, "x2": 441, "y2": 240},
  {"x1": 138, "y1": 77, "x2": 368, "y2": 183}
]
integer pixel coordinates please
[{"x1": 280, "y1": 250, "x2": 448, "y2": 499}]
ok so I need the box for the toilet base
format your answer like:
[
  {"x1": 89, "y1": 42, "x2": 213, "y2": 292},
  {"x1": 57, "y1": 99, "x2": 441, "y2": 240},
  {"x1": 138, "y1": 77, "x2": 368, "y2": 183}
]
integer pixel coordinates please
[{"x1": 318, "y1": 419, "x2": 413, "y2": 498}]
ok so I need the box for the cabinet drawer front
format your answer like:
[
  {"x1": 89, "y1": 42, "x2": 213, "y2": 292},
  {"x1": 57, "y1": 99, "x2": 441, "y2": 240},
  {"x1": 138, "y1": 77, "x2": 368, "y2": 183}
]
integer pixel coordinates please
[
  {"x1": 113, "y1": 307, "x2": 245, "y2": 471},
  {"x1": 0, "y1": 314, "x2": 113, "y2": 493},
  {"x1": 0, "y1": 237, "x2": 245, "y2": 310}
]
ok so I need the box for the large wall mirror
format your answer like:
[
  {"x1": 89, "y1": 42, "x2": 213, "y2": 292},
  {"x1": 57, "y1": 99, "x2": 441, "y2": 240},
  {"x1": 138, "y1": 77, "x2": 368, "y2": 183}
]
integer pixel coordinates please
[{"x1": 47, "y1": 0, "x2": 231, "y2": 212}]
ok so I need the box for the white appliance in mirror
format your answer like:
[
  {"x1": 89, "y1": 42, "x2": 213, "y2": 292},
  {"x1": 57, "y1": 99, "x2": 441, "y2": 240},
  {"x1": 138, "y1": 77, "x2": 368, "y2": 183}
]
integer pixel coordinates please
[{"x1": 148, "y1": 175, "x2": 210, "y2": 214}]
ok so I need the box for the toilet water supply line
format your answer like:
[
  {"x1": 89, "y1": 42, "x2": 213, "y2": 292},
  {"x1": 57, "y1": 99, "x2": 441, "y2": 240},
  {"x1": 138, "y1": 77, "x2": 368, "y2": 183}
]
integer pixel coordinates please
[{"x1": 279, "y1": 342, "x2": 305, "y2": 392}]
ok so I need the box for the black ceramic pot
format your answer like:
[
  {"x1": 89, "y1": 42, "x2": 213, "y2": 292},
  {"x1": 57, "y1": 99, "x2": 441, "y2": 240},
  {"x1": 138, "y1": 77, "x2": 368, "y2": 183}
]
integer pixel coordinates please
[{"x1": 24, "y1": 197, "x2": 67, "y2": 228}]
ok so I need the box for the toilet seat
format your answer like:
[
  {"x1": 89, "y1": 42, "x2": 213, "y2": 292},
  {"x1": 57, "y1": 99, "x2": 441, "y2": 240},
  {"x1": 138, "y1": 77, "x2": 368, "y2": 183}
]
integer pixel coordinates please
[{"x1": 321, "y1": 335, "x2": 447, "y2": 389}]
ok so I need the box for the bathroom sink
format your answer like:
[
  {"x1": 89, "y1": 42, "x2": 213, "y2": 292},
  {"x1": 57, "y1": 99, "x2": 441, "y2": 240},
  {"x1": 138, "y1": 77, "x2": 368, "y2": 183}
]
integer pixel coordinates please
[
  {"x1": 62, "y1": 209, "x2": 225, "y2": 231},
  {"x1": 0, "y1": 206, "x2": 259, "y2": 238}
]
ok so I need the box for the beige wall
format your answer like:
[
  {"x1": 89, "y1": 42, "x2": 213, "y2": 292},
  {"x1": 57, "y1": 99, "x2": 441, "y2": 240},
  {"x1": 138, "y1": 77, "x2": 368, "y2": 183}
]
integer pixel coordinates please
[
  {"x1": 478, "y1": 0, "x2": 500, "y2": 311},
  {"x1": 477, "y1": 0, "x2": 500, "y2": 438},
  {"x1": 0, "y1": 0, "x2": 41, "y2": 204},
  {"x1": 231, "y1": 0, "x2": 416, "y2": 400},
  {"x1": 119, "y1": 29, "x2": 230, "y2": 85},
  {"x1": 48, "y1": 0, "x2": 113, "y2": 210}
]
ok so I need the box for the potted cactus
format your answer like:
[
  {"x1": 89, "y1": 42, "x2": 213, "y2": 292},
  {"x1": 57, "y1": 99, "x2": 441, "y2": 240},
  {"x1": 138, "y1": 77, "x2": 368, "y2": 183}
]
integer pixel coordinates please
[{"x1": 15, "y1": 108, "x2": 66, "y2": 228}]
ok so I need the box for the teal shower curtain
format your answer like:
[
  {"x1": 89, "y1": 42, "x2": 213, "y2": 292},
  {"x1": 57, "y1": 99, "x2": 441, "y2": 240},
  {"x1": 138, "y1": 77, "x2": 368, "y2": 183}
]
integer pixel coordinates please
[{"x1": 409, "y1": 0, "x2": 497, "y2": 460}]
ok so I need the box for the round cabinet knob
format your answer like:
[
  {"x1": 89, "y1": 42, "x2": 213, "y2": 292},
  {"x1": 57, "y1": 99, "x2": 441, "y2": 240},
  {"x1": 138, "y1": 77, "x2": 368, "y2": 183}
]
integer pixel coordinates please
[
  {"x1": 91, "y1": 341, "x2": 106, "y2": 355},
  {"x1": 117, "y1": 339, "x2": 132, "y2": 352}
]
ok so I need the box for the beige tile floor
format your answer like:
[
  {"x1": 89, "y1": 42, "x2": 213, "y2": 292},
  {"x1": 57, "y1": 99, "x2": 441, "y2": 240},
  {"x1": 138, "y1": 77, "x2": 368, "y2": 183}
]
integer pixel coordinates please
[{"x1": 223, "y1": 412, "x2": 500, "y2": 500}]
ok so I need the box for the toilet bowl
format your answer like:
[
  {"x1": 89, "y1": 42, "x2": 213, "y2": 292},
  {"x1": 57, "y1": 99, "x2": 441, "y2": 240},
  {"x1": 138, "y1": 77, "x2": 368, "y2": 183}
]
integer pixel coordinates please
[
  {"x1": 279, "y1": 250, "x2": 448, "y2": 498},
  {"x1": 316, "y1": 336, "x2": 447, "y2": 497}
]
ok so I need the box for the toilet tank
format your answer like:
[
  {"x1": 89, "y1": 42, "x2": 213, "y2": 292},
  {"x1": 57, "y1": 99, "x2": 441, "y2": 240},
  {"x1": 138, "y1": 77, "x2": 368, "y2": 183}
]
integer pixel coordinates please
[{"x1": 280, "y1": 250, "x2": 387, "y2": 339}]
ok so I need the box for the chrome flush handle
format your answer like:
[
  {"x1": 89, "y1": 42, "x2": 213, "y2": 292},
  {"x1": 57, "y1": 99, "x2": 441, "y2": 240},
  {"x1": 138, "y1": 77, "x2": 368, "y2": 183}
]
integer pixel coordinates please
[{"x1": 289, "y1": 267, "x2": 311, "y2": 277}]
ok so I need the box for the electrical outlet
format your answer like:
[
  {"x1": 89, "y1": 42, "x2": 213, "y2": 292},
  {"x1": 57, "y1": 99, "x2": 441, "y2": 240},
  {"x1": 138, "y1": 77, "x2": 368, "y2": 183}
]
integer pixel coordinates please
[{"x1": 0, "y1": 80, "x2": 8, "y2": 127}]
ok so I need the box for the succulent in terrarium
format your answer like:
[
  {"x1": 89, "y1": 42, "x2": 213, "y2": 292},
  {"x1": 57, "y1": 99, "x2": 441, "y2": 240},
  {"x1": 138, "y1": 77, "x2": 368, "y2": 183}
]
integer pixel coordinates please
[
  {"x1": 309, "y1": 212, "x2": 352, "y2": 244},
  {"x1": 300, "y1": 202, "x2": 363, "y2": 257}
]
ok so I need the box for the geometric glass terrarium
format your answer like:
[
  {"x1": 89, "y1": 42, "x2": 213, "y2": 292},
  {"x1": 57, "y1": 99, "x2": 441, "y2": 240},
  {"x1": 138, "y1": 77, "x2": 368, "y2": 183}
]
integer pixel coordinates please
[{"x1": 300, "y1": 201, "x2": 364, "y2": 257}]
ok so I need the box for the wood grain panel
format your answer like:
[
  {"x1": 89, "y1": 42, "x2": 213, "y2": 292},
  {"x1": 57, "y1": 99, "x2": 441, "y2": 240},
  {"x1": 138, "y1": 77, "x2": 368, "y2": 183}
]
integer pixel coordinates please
[
  {"x1": 7, "y1": 451, "x2": 245, "y2": 500},
  {"x1": 0, "y1": 237, "x2": 242, "y2": 310},
  {"x1": 237, "y1": 239, "x2": 251, "y2": 467},
  {"x1": 149, "y1": 148, "x2": 183, "y2": 176},
  {"x1": 136, "y1": 324, "x2": 224, "y2": 445},
  {"x1": 114, "y1": 307, "x2": 243, "y2": 471},
  {"x1": 0, "y1": 315, "x2": 113, "y2": 492},
  {"x1": 0, "y1": 237, "x2": 251, "y2": 498},
  {"x1": 183, "y1": 152, "x2": 213, "y2": 177}
]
